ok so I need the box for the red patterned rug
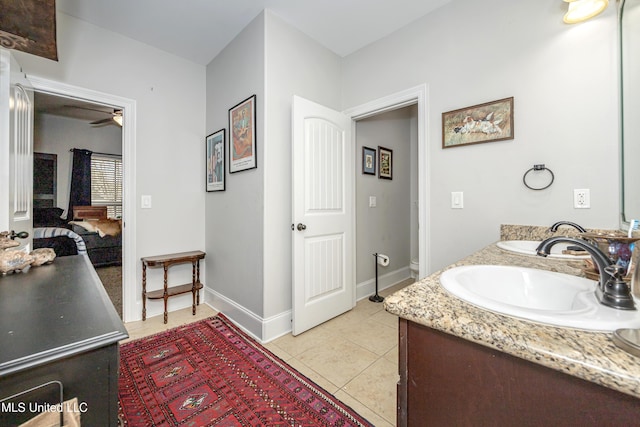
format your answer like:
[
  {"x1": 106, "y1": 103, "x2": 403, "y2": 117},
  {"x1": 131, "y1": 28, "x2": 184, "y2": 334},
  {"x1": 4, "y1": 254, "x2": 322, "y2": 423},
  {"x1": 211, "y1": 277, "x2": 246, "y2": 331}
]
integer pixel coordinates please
[{"x1": 118, "y1": 314, "x2": 373, "y2": 426}]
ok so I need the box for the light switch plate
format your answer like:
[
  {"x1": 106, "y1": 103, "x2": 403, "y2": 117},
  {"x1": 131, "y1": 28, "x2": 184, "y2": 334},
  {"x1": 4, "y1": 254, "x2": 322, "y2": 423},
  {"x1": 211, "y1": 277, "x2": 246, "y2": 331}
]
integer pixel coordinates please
[
  {"x1": 369, "y1": 196, "x2": 377, "y2": 208},
  {"x1": 451, "y1": 191, "x2": 464, "y2": 209},
  {"x1": 141, "y1": 195, "x2": 152, "y2": 209}
]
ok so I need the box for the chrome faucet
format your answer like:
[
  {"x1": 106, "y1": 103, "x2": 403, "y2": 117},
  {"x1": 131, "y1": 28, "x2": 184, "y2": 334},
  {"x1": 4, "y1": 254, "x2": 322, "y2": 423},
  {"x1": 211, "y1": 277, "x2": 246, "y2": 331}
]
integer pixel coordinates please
[
  {"x1": 548, "y1": 221, "x2": 587, "y2": 233},
  {"x1": 536, "y1": 237, "x2": 636, "y2": 310}
]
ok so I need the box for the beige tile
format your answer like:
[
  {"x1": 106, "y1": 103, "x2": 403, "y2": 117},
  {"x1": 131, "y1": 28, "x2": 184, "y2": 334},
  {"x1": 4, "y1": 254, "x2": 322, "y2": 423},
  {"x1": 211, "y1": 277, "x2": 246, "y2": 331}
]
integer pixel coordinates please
[
  {"x1": 328, "y1": 317, "x2": 397, "y2": 356},
  {"x1": 270, "y1": 325, "x2": 333, "y2": 357},
  {"x1": 343, "y1": 357, "x2": 399, "y2": 425},
  {"x1": 381, "y1": 278, "x2": 415, "y2": 297},
  {"x1": 317, "y1": 304, "x2": 382, "y2": 336},
  {"x1": 353, "y1": 298, "x2": 387, "y2": 316},
  {"x1": 334, "y1": 390, "x2": 394, "y2": 427},
  {"x1": 123, "y1": 304, "x2": 217, "y2": 343},
  {"x1": 297, "y1": 338, "x2": 379, "y2": 388},
  {"x1": 384, "y1": 345, "x2": 398, "y2": 364},
  {"x1": 285, "y1": 357, "x2": 340, "y2": 395},
  {"x1": 262, "y1": 342, "x2": 294, "y2": 361},
  {"x1": 371, "y1": 309, "x2": 401, "y2": 329}
]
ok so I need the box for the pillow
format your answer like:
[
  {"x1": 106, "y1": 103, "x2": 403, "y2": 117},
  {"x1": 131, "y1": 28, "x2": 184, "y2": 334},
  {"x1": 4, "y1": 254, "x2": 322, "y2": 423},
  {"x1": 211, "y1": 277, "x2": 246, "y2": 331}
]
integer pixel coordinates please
[{"x1": 33, "y1": 207, "x2": 65, "y2": 226}]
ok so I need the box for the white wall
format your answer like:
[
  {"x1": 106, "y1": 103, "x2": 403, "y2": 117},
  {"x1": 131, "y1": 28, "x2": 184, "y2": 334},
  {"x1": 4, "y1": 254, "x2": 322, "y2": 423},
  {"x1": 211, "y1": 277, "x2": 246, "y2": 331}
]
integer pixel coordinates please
[
  {"x1": 34, "y1": 114, "x2": 122, "y2": 214},
  {"x1": 205, "y1": 13, "x2": 266, "y2": 337},
  {"x1": 205, "y1": 10, "x2": 342, "y2": 340},
  {"x1": 341, "y1": 0, "x2": 620, "y2": 272},
  {"x1": 263, "y1": 11, "x2": 342, "y2": 323},
  {"x1": 13, "y1": 12, "x2": 206, "y2": 320}
]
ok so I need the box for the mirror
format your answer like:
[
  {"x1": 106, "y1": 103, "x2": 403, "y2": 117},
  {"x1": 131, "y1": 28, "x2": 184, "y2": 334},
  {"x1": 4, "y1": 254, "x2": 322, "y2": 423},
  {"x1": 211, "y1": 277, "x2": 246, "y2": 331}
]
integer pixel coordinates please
[{"x1": 620, "y1": 0, "x2": 640, "y2": 224}]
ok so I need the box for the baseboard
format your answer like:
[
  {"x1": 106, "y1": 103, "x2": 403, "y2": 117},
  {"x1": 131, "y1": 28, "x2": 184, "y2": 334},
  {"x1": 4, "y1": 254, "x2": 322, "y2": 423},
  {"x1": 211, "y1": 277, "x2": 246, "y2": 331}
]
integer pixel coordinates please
[
  {"x1": 356, "y1": 265, "x2": 411, "y2": 301},
  {"x1": 203, "y1": 287, "x2": 292, "y2": 344},
  {"x1": 202, "y1": 266, "x2": 412, "y2": 344}
]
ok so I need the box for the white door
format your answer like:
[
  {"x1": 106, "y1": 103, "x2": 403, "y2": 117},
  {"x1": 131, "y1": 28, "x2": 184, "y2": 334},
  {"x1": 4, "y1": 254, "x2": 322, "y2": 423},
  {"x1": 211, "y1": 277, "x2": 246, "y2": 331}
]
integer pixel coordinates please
[
  {"x1": 292, "y1": 95, "x2": 354, "y2": 335},
  {"x1": 0, "y1": 49, "x2": 33, "y2": 250}
]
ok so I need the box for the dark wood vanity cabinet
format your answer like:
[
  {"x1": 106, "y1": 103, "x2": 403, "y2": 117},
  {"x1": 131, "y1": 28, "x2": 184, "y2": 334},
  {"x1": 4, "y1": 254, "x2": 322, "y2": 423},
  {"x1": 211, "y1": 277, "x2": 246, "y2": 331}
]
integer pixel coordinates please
[{"x1": 398, "y1": 318, "x2": 640, "y2": 426}]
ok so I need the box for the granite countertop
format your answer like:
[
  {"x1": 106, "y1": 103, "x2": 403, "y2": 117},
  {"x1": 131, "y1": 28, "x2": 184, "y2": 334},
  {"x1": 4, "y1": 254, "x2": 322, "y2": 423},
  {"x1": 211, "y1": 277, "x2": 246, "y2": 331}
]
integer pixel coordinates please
[{"x1": 384, "y1": 229, "x2": 640, "y2": 399}]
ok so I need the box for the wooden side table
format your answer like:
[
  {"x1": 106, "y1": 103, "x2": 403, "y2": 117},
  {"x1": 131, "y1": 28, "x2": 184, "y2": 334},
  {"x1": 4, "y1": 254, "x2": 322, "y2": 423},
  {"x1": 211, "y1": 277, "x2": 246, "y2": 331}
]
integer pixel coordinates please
[{"x1": 141, "y1": 250, "x2": 205, "y2": 324}]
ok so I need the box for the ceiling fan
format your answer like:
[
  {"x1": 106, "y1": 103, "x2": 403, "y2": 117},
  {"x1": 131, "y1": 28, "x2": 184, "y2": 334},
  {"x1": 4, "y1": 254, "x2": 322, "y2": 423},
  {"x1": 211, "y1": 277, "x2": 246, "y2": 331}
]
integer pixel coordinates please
[
  {"x1": 64, "y1": 104, "x2": 123, "y2": 127},
  {"x1": 90, "y1": 109, "x2": 123, "y2": 127}
]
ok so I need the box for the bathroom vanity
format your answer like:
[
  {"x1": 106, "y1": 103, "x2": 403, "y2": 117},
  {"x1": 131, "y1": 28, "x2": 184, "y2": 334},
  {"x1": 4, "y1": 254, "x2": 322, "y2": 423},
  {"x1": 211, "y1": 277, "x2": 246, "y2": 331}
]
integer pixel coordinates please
[{"x1": 385, "y1": 226, "x2": 640, "y2": 425}]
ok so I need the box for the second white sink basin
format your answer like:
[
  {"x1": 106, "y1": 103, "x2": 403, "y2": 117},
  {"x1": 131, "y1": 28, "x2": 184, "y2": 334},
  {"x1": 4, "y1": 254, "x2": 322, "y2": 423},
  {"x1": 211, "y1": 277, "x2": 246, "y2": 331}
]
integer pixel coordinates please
[
  {"x1": 440, "y1": 265, "x2": 640, "y2": 331},
  {"x1": 496, "y1": 240, "x2": 590, "y2": 259}
]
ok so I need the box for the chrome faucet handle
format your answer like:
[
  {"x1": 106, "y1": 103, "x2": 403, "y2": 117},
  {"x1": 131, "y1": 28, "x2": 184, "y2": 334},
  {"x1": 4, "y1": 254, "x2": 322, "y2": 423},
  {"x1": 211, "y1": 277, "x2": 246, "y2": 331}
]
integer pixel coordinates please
[
  {"x1": 548, "y1": 221, "x2": 587, "y2": 233},
  {"x1": 600, "y1": 265, "x2": 636, "y2": 311},
  {"x1": 604, "y1": 264, "x2": 626, "y2": 278},
  {"x1": 536, "y1": 236, "x2": 636, "y2": 310}
]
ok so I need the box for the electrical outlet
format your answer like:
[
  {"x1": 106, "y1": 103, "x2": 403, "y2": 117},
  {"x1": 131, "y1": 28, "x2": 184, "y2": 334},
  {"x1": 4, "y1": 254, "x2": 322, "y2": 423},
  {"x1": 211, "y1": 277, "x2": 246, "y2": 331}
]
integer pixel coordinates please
[{"x1": 574, "y1": 189, "x2": 590, "y2": 209}]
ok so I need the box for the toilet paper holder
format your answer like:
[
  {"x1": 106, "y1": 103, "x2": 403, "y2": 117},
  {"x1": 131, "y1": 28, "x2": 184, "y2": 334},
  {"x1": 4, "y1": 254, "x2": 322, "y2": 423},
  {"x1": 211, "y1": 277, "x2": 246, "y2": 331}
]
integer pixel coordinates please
[
  {"x1": 370, "y1": 253, "x2": 389, "y2": 303},
  {"x1": 376, "y1": 253, "x2": 390, "y2": 266}
]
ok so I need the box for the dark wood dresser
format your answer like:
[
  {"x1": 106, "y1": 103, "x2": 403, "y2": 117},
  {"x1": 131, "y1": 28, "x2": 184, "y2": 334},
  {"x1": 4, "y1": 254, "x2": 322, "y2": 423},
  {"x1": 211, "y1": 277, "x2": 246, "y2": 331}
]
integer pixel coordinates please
[{"x1": 0, "y1": 255, "x2": 128, "y2": 426}]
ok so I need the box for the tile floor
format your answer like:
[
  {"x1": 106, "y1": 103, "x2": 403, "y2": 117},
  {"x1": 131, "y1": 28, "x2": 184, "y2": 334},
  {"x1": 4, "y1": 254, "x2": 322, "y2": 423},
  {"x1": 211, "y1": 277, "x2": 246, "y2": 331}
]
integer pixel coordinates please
[{"x1": 123, "y1": 279, "x2": 413, "y2": 427}]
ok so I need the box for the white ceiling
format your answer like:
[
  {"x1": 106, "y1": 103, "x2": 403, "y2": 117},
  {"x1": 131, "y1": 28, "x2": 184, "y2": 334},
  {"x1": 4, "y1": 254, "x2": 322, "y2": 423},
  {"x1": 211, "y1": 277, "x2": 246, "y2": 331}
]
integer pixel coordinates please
[
  {"x1": 34, "y1": 92, "x2": 121, "y2": 125},
  {"x1": 57, "y1": 0, "x2": 452, "y2": 65}
]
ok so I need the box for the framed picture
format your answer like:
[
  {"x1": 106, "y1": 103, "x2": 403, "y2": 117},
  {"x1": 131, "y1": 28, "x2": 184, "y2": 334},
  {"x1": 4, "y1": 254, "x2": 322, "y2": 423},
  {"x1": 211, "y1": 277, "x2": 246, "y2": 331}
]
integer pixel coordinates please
[
  {"x1": 206, "y1": 129, "x2": 225, "y2": 192},
  {"x1": 442, "y1": 97, "x2": 514, "y2": 148},
  {"x1": 229, "y1": 95, "x2": 257, "y2": 173},
  {"x1": 378, "y1": 146, "x2": 392, "y2": 180},
  {"x1": 362, "y1": 146, "x2": 376, "y2": 175}
]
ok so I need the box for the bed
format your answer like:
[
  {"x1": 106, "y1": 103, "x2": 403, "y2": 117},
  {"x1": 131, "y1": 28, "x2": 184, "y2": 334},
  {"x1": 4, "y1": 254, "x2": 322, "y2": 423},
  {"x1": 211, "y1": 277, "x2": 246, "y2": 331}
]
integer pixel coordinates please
[{"x1": 33, "y1": 206, "x2": 122, "y2": 267}]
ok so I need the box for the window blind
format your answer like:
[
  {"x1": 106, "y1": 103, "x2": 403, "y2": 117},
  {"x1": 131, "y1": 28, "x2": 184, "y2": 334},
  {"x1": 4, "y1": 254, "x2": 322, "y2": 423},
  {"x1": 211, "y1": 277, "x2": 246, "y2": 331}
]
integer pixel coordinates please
[{"x1": 91, "y1": 154, "x2": 122, "y2": 218}]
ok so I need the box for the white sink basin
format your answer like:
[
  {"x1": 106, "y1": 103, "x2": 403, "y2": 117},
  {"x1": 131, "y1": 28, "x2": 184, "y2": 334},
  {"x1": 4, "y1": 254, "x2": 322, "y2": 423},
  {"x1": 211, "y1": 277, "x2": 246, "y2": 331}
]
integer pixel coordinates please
[
  {"x1": 440, "y1": 265, "x2": 640, "y2": 331},
  {"x1": 496, "y1": 240, "x2": 590, "y2": 259}
]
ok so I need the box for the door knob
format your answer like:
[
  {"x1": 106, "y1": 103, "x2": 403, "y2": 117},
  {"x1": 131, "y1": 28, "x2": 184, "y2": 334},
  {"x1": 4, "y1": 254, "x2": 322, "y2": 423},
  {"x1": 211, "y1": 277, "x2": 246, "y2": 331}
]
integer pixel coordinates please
[
  {"x1": 9, "y1": 230, "x2": 29, "y2": 240},
  {"x1": 296, "y1": 223, "x2": 307, "y2": 231}
]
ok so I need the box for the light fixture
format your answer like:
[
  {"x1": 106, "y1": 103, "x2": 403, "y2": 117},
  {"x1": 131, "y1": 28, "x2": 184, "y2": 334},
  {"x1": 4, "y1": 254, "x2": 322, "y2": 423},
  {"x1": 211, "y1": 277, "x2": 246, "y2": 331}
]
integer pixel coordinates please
[{"x1": 563, "y1": 0, "x2": 609, "y2": 24}]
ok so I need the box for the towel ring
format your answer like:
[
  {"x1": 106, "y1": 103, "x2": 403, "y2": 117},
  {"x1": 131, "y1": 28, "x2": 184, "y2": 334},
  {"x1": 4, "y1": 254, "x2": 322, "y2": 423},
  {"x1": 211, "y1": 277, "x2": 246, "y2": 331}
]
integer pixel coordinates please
[{"x1": 523, "y1": 164, "x2": 554, "y2": 190}]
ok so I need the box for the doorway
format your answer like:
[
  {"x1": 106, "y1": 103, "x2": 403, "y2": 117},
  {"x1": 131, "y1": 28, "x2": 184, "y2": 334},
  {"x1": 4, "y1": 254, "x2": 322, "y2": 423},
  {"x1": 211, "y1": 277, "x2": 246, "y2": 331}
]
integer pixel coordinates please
[
  {"x1": 354, "y1": 105, "x2": 419, "y2": 298},
  {"x1": 33, "y1": 92, "x2": 123, "y2": 316},
  {"x1": 291, "y1": 86, "x2": 428, "y2": 334},
  {"x1": 28, "y1": 76, "x2": 137, "y2": 322},
  {"x1": 346, "y1": 84, "x2": 429, "y2": 289}
]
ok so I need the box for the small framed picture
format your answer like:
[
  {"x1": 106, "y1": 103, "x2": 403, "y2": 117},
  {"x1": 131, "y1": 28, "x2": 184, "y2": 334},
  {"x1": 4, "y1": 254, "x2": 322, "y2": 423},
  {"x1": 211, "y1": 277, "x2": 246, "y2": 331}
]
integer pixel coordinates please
[
  {"x1": 378, "y1": 146, "x2": 392, "y2": 180},
  {"x1": 362, "y1": 146, "x2": 376, "y2": 175},
  {"x1": 229, "y1": 95, "x2": 257, "y2": 173},
  {"x1": 206, "y1": 129, "x2": 225, "y2": 192}
]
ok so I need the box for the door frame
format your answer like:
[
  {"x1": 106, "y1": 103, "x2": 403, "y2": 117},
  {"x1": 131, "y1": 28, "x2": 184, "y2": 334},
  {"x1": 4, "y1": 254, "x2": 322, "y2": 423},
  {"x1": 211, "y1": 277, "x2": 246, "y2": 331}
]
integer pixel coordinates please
[
  {"x1": 345, "y1": 84, "x2": 429, "y2": 279},
  {"x1": 27, "y1": 76, "x2": 138, "y2": 322}
]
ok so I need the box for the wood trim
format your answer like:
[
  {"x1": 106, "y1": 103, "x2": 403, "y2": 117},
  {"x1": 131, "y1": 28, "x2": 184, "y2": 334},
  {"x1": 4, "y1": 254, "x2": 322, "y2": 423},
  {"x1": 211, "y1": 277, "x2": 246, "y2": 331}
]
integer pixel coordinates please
[
  {"x1": 397, "y1": 318, "x2": 408, "y2": 427},
  {"x1": 72, "y1": 205, "x2": 107, "y2": 220}
]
